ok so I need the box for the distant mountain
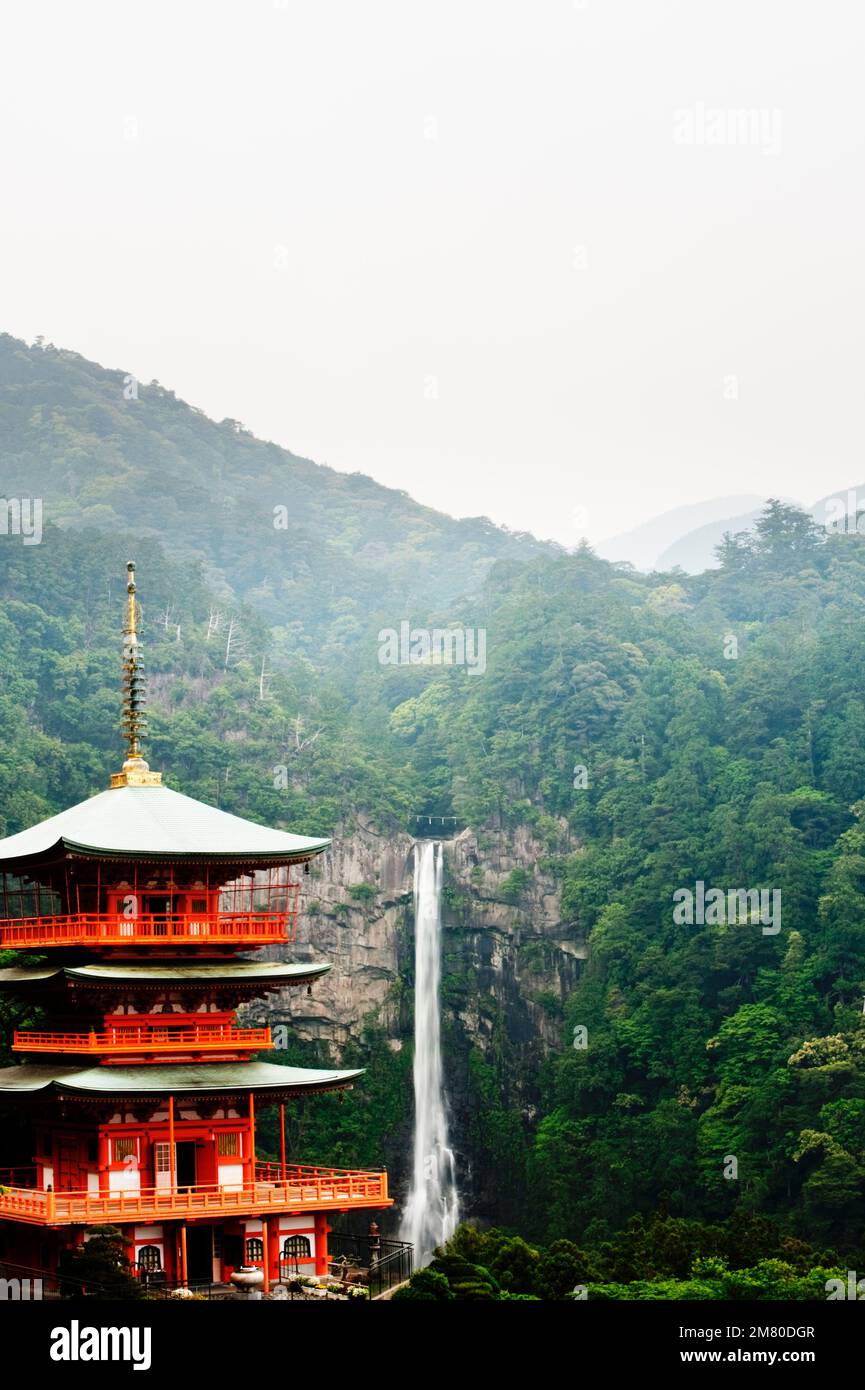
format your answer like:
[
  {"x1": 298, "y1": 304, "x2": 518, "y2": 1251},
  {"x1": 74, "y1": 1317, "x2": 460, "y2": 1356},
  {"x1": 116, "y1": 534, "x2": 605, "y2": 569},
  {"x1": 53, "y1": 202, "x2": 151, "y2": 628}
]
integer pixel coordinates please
[
  {"x1": 810, "y1": 482, "x2": 865, "y2": 535},
  {"x1": 596, "y1": 496, "x2": 767, "y2": 572},
  {"x1": 655, "y1": 485, "x2": 861, "y2": 573},
  {"x1": 656, "y1": 505, "x2": 768, "y2": 572}
]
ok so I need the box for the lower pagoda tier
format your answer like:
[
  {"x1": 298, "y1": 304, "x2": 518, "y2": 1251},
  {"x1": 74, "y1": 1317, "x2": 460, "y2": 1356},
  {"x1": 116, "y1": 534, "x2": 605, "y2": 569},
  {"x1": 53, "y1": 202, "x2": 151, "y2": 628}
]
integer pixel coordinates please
[
  {"x1": 0, "y1": 954, "x2": 393, "y2": 1285},
  {"x1": 0, "y1": 1061, "x2": 385, "y2": 1223},
  {"x1": 0, "y1": 1058, "x2": 391, "y2": 1284}
]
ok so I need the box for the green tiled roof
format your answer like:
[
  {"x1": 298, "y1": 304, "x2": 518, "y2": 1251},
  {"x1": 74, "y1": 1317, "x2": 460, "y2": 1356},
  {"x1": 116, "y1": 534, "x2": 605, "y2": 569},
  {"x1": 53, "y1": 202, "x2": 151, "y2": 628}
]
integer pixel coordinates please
[
  {"x1": 0, "y1": 784, "x2": 331, "y2": 865},
  {"x1": 0, "y1": 961, "x2": 331, "y2": 987},
  {"x1": 0, "y1": 1060, "x2": 361, "y2": 1096}
]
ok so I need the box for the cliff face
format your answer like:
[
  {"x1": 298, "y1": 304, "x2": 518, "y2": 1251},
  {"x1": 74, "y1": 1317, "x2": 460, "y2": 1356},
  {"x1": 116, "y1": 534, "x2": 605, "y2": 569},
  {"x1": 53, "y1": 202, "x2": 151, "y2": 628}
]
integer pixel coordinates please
[{"x1": 252, "y1": 821, "x2": 585, "y2": 1220}]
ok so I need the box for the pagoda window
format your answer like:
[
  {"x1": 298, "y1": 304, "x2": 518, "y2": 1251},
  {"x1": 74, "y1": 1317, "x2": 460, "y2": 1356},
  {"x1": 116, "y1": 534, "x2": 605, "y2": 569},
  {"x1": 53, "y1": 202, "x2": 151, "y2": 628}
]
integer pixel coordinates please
[
  {"x1": 218, "y1": 866, "x2": 296, "y2": 916},
  {"x1": 1, "y1": 874, "x2": 61, "y2": 920},
  {"x1": 282, "y1": 1235, "x2": 311, "y2": 1260},
  {"x1": 245, "y1": 1237, "x2": 264, "y2": 1264},
  {"x1": 153, "y1": 1142, "x2": 173, "y2": 1183},
  {"x1": 112, "y1": 1136, "x2": 137, "y2": 1164},
  {"x1": 138, "y1": 1245, "x2": 162, "y2": 1273},
  {"x1": 217, "y1": 1132, "x2": 240, "y2": 1157}
]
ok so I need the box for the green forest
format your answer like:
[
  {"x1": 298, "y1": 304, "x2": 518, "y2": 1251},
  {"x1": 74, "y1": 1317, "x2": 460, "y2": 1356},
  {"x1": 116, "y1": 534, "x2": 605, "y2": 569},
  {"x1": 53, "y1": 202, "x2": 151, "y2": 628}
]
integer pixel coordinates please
[{"x1": 4, "y1": 336, "x2": 865, "y2": 1299}]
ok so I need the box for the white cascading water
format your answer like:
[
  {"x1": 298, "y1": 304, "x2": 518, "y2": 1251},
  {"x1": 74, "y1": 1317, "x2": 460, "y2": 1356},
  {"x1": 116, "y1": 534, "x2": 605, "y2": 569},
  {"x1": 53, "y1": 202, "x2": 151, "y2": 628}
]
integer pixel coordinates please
[{"x1": 401, "y1": 839, "x2": 459, "y2": 1267}]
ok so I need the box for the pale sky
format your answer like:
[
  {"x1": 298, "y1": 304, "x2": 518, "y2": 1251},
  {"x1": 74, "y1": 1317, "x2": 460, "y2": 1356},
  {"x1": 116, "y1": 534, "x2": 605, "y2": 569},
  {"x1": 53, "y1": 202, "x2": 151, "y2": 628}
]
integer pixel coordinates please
[{"x1": 1, "y1": 0, "x2": 862, "y2": 547}]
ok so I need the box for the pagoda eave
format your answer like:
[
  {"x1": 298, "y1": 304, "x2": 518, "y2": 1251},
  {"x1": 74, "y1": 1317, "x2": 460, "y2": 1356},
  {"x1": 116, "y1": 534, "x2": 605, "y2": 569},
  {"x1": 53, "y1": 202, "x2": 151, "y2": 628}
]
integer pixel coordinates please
[
  {"x1": 0, "y1": 784, "x2": 331, "y2": 869},
  {"x1": 0, "y1": 1061, "x2": 363, "y2": 1100},
  {"x1": 0, "y1": 961, "x2": 332, "y2": 992}
]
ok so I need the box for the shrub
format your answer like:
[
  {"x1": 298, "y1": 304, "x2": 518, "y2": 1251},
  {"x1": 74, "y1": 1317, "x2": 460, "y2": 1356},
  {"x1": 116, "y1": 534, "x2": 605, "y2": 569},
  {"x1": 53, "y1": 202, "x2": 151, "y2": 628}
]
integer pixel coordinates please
[{"x1": 391, "y1": 1269, "x2": 455, "y2": 1301}]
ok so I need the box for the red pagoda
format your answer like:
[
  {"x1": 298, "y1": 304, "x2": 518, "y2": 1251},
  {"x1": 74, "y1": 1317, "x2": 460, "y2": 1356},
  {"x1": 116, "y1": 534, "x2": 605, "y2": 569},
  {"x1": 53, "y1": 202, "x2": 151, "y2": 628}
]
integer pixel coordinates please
[{"x1": 0, "y1": 562, "x2": 391, "y2": 1291}]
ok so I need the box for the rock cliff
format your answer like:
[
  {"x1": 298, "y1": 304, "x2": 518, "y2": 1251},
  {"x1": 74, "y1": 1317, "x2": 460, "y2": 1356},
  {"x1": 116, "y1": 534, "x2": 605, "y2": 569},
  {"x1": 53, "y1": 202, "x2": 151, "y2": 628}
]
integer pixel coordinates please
[{"x1": 248, "y1": 820, "x2": 586, "y2": 1219}]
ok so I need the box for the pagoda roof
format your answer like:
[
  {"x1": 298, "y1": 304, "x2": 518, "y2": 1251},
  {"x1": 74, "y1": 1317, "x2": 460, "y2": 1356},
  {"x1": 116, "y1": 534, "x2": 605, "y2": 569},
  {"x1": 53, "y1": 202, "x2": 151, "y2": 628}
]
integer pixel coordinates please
[
  {"x1": 0, "y1": 1060, "x2": 361, "y2": 1098},
  {"x1": 0, "y1": 783, "x2": 331, "y2": 868},
  {"x1": 0, "y1": 961, "x2": 331, "y2": 989}
]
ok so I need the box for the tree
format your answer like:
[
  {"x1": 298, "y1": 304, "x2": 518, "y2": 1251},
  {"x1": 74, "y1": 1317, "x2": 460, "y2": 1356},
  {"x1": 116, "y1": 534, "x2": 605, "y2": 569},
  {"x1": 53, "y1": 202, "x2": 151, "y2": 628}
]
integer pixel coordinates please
[{"x1": 57, "y1": 1226, "x2": 145, "y2": 1300}]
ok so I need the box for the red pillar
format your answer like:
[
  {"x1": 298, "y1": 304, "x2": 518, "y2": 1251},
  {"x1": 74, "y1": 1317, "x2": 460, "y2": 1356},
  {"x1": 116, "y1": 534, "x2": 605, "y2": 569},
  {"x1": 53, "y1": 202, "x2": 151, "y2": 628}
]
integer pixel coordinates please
[
  {"x1": 168, "y1": 1095, "x2": 176, "y2": 1193},
  {"x1": 262, "y1": 1216, "x2": 270, "y2": 1294},
  {"x1": 248, "y1": 1092, "x2": 255, "y2": 1179},
  {"x1": 314, "y1": 1212, "x2": 330, "y2": 1277},
  {"x1": 97, "y1": 1127, "x2": 110, "y2": 1196},
  {"x1": 268, "y1": 1218, "x2": 281, "y2": 1285}
]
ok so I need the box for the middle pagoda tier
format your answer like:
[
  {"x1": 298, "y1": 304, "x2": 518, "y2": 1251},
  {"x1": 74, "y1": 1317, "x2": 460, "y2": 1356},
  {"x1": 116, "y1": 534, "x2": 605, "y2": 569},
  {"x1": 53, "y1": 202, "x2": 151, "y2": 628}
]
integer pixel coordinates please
[{"x1": 6, "y1": 959, "x2": 331, "y2": 1064}]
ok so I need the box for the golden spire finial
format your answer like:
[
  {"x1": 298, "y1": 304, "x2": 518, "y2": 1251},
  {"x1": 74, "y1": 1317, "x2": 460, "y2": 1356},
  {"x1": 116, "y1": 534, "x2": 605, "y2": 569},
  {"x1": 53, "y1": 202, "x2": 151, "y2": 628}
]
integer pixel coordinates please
[{"x1": 110, "y1": 561, "x2": 162, "y2": 788}]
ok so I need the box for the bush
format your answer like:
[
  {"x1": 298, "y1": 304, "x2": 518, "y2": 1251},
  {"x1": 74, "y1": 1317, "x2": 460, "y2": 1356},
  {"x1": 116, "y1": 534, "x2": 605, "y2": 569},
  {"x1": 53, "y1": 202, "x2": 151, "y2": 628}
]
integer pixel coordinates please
[
  {"x1": 499, "y1": 868, "x2": 531, "y2": 904},
  {"x1": 429, "y1": 1251, "x2": 500, "y2": 1300},
  {"x1": 391, "y1": 1269, "x2": 455, "y2": 1301},
  {"x1": 536, "y1": 1240, "x2": 596, "y2": 1300},
  {"x1": 57, "y1": 1225, "x2": 145, "y2": 1300}
]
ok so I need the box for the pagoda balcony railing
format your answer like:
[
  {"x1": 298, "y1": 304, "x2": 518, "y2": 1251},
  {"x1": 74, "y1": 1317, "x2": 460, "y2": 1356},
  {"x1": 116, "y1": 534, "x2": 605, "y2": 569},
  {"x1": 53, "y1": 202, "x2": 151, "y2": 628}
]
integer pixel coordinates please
[
  {"x1": 12, "y1": 1025, "x2": 274, "y2": 1056},
  {"x1": 0, "y1": 1163, "x2": 391, "y2": 1226},
  {"x1": 0, "y1": 910, "x2": 297, "y2": 949}
]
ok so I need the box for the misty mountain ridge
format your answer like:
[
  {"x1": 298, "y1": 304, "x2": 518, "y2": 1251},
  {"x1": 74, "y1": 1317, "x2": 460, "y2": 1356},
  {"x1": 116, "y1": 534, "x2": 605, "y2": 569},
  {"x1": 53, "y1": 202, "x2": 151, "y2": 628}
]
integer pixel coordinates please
[
  {"x1": 0, "y1": 333, "x2": 557, "y2": 660},
  {"x1": 3, "y1": 332, "x2": 859, "y2": 597},
  {"x1": 596, "y1": 495, "x2": 767, "y2": 571},
  {"x1": 601, "y1": 485, "x2": 865, "y2": 573}
]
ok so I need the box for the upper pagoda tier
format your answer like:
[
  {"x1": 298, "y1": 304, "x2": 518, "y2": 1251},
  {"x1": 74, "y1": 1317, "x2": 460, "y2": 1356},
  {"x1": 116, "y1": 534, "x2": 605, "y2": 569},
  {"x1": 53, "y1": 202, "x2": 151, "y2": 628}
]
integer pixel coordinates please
[{"x1": 0, "y1": 782, "x2": 329, "y2": 951}]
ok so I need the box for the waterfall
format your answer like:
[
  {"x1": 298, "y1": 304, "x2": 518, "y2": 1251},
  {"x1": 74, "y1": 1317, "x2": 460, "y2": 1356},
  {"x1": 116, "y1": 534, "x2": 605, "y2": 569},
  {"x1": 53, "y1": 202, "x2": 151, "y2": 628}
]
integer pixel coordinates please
[{"x1": 401, "y1": 839, "x2": 459, "y2": 1267}]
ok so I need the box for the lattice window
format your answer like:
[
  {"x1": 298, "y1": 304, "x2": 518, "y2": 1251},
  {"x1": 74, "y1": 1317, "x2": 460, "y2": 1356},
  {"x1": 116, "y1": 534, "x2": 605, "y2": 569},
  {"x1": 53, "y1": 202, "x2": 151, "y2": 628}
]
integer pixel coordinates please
[
  {"x1": 245, "y1": 1237, "x2": 264, "y2": 1263},
  {"x1": 154, "y1": 1142, "x2": 172, "y2": 1174},
  {"x1": 217, "y1": 1132, "x2": 240, "y2": 1157},
  {"x1": 112, "y1": 1135, "x2": 137, "y2": 1163},
  {"x1": 283, "y1": 1235, "x2": 311, "y2": 1259}
]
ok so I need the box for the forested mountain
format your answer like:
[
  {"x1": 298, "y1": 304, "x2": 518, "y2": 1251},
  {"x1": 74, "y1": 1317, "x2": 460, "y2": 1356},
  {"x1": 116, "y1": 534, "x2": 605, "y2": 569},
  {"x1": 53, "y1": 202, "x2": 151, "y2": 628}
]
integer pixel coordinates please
[
  {"x1": 0, "y1": 334, "x2": 554, "y2": 658},
  {"x1": 4, "y1": 335, "x2": 865, "y2": 1295}
]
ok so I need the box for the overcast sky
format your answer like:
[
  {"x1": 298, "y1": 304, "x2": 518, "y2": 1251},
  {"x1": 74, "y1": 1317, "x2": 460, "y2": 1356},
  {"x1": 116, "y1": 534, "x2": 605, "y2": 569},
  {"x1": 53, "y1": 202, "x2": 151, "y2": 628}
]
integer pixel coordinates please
[{"x1": 1, "y1": 0, "x2": 862, "y2": 547}]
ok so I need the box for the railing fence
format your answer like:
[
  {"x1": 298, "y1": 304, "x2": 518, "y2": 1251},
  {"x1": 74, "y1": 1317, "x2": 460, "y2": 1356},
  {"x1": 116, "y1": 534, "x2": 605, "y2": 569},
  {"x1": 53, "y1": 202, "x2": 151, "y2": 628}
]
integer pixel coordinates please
[{"x1": 329, "y1": 1232, "x2": 413, "y2": 1297}]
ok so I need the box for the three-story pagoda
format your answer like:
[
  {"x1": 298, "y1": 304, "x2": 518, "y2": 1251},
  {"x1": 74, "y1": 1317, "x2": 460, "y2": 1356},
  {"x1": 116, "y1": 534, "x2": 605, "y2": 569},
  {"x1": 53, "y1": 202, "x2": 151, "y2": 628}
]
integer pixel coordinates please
[{"x1": 0, "y1": 563, "x2": 391, "y2": 1290}]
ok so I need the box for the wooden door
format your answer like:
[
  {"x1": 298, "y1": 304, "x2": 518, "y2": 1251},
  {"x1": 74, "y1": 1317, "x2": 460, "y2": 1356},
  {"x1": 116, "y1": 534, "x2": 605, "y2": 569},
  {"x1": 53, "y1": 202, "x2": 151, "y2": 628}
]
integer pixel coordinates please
[{"x1": 56, "y1": 1141, "x2": 80, "y2": 1192}]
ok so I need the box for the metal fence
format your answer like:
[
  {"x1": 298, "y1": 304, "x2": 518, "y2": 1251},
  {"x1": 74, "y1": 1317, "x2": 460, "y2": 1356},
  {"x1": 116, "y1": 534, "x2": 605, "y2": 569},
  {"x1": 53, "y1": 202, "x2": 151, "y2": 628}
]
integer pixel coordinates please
[{"x1": 329, "y1": 1232, "x2": 413, "y2": 1298}]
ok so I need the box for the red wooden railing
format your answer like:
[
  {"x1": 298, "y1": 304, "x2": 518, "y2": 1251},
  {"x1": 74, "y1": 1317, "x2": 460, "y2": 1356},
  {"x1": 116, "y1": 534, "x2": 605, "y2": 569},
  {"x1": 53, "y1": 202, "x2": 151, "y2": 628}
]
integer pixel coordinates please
[
  {"x1": 12, "y1": 1025, "x2": 273, "y2": 1055},
  {"x1": 0, "y1": 1164, "x2": 390, "y2": 1225},
  {"x1": 0, "y1": 910, "x2": 297, "y2": 949}
]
